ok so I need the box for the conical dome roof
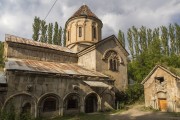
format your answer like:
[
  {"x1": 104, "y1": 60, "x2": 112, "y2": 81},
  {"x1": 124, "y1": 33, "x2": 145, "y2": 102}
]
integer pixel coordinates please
[{"x1": 69, "y1": 5, "x2": 99, "y2": 20}]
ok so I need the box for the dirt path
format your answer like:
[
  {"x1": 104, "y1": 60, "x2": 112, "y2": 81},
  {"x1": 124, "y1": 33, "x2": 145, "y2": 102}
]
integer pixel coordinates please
[{"x1": 109, "y1": 104, "x2": 180, "y2": 120}]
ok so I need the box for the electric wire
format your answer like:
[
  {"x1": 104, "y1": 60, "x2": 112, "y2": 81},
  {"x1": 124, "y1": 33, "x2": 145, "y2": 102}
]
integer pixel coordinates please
[{"x1": 44, "y1": 0, "x2": 58, "y2": 20}]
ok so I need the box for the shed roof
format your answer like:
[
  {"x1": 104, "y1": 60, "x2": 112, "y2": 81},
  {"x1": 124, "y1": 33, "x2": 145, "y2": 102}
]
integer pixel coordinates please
[
  {"x1": 5, "y1": 34, "x2": 76, "y2": 53},
  {"x1": 5, "y1": 58, "x2": 108, "y2": 78}
]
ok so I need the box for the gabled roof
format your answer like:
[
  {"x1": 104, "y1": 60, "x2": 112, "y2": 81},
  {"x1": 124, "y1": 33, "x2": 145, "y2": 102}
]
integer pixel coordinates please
[
  {"x1": 141, "y1": 65, "x2": 180, "y2": 84},
  {"x1": 5, "y1": 58, "x2": 109, "y2": 78},
  {"x1": 78, "y1": 35, "x2": 129, "y2": 56},
  {"x1": 70, "y1": 5, "x2": 99, "y2": 20},
  {"x1": 5, "y1": 34, "x2": 76, "y2": 54}
]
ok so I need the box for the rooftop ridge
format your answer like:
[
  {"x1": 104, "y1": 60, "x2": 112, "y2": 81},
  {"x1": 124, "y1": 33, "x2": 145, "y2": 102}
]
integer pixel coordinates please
[{"x1": 5, "y1": 34, "x2": 76, "y2": 53}]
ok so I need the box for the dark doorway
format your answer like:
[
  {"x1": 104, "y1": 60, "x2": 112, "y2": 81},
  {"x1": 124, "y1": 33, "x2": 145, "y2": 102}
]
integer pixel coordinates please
[
  {"x1": 22, "y1": 103, "x2": 31, "y2": 113},
  {"x1": 85, "y1": 93, "x2": 98, "y2": 113}
]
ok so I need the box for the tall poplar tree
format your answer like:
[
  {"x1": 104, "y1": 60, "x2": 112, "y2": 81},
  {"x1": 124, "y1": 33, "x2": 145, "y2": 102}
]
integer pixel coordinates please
[
  {"x1": 63, "y1": 28, "x2": 66, "y2": 47},
  {"x1": 147, "y1": 28, "x2": 152, "y2": 50},
  {"x1": 57, "y1": 27, "x2": 62, "y2": 46},
  {"x1": 132, "y1": 26, "x2": 139, "y2": 56},
  {"x1": 161, "y1": 26, "x2": 169, "y2": 56},
  {"x1": 127, "y1": 28, "x2": 134, "y2": 58},
  {"x1": 53, "y1": 22, "x2": 59, "y2": 45},
  {"x1": 32, "y1": 16, "x2": 41, "y2": 41},
  {"x1": 169, "y1": 24, "x2": 176, "y2": 55},
  {"x1": 175, "y1": 23, "x2": 180, "y2": 54},
  {"x1": 48, "y1": 23, "x2": 53, "y2": 44},
  {"x1": 139, "y1": 26, "x2": 147, "y2": 53},
  {"x1": 40, "y1": 20, "x2": 47, "y2": 43},
  {"x1": 118, "y1": 30, "x2": 125, "y2": 47}
]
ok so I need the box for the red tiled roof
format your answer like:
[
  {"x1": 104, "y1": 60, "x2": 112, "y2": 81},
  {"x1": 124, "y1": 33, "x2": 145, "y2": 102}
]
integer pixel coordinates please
[{"x1": 70, "y1": 5, "x2": 99, "y2": 19}]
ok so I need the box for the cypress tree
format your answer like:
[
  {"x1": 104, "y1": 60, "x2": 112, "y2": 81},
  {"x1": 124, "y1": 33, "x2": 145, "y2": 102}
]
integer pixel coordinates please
[
  {"x1": 175, "y1": 23, "x2": 180, "y2": 54},
  {"x1": 63, "y1": 28, "x2": 66, "y2": 47},
  {"x1": 139, "y1": 26, "x2": 147, "y2": 53}
]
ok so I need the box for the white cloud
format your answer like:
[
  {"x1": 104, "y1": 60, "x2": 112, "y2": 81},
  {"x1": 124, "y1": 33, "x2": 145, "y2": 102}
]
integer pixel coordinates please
[{"x1": 0, "y1": 0, "x2": 180, "y2": 41}]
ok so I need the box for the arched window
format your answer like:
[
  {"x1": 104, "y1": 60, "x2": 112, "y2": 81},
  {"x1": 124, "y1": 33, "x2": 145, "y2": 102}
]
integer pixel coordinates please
[
  {"x1": 79, "y1": 27, "x2": 82, "y2": 37},
  {"x1": 22, "y1": 103, "x2": 31, "y2": 113},
  {"x1": 92, "y1": 26, "x2": 96, "y2": 39},
  {"x1": 114, "y1": 60, "x2": 117, "y2": 71},
  {"x1": 67, "y1": 97, "x2": 78, "y2": 109},
  {"x1": 43, "y1": 97, "x2": 57, "y2": 112},
  {"x1": 68, "y1": 31, "x2": 70, "y2": 41},
  {"x1": 109, "y1": 59, "x2": 113, "y2": 70}
]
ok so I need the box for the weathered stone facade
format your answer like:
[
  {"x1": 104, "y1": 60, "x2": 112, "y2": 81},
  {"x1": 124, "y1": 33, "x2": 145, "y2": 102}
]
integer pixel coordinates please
[
  {"x1": 0, "y1": 5, "x2": 128, "y2": 118},
  {"x1": 142, "y1": 65, "x2": 180, "y2": 112}
]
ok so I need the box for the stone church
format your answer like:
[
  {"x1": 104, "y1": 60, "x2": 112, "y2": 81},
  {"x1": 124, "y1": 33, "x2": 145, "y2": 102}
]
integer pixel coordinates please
[
  {"x1": 0, "y1": 5, "x2": 128, "y2": 118},
  {"x1": 142, "y1": 65, "x2": 180, "y2": 112}
]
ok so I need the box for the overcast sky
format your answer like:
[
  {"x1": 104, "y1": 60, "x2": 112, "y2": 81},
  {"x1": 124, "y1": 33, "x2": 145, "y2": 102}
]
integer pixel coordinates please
[{"x1": 0, "y1": 0, "x2": 180, "y2": 41}]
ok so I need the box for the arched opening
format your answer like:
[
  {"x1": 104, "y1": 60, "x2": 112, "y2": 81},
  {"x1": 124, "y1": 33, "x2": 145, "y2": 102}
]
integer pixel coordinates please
[
  {"x1": 109, "y1": 59, "x2": 113, "y2": 70},
  {"x1": 79, "y1": 27, "x2": 82, "y2": 37},
  {"x1": 92, "y1": 26, "x2": 96, "y2": 39},
  {"x1": 85, "y1": 93, "x2": 98, "y2": 113},
  {"x1": 42, "y1": 97, "x2": 57, "y2": 112},
  {"x1": 22, "y1": 103, "x2": 31, "y2": 113},
  {"x1": 113, "y1": 59, "x2": 117, "y2": 71},
  {"x1": 65, "y1": 94, "x2": 79, "y2": 110}
]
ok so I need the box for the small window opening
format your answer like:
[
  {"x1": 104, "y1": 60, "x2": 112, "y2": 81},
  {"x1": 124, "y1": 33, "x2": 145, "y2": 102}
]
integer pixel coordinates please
[
  {"x1": 79, "y1": 27, "x2": 82, "y2": 37},
  {"x1": 92, "y1": 26, "x2": 96, "y2": 39},
  {"x1": 43, "y1": 98, "x2": 57, "y2": 112},
  {"x1": 113, "y1": 60, "x2": 117, "y2": 71},
  {"x1": 68, "y1": 31, "x2": 70, "y2": 41},
  {"x1": 155, "y1": 77, "x2": 164, "y2": 84}
]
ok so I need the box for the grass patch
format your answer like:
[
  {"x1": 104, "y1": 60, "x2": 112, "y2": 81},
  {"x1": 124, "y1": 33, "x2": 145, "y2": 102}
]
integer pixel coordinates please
[
  {"x1": 51, "y1": 113, "x2": 108, "y2": 120},
  {"x1": 139, "y1": 106, "x2": 159, "y2": 112}
]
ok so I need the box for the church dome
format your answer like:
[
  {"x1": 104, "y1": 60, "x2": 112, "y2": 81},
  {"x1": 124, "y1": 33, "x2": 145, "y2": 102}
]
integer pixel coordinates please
[{"x1": 65, "y1": 5, "x2": 103, "y2": 52}]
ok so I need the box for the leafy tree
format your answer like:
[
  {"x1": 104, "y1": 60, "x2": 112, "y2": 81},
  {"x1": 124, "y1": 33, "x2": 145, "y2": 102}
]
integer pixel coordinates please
[
  {"x1": 161, "y1": 26, "x2": 169, "y2": 56},
  {"x1": 32, "y1": 16, "x2": 41, "y2": 41},
  {"x1": 63, "y1": 28, "x2": 66, "y2": 47},
  {"x1": 47, "y1": 23, "x2": 53, "y2": 44},
  {"x1": 53, "y1": 22, "x2": 59, "y2": 45},
  {"x1": 40, "y1": 20, "x2": 47, "y2": 43},
  {"x1": 139, "y1": 26, "x2": 147, "y2": 53},
  {"x1": 57, "y1": 27, "x2": 62, "y2": 46},
  {"x1": 118, "y1": 30, "x2": 125, "y2": 47},
  {"x1": 127, "y1": 28, "x2": 134, "y2": 58},
  {"x1": 132, "y1": 26, "x2": 140, "y2": 56},
  {"x1": 175, "y1": 23, "x2": 180, "y2": 54},
  {"x1": 169, "y1": 24, "x2": 176, "y2": 55}
]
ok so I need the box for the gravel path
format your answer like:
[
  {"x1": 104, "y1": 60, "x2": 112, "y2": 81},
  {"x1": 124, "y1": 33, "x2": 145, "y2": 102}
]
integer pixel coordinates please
[{"x1": 109, "y1": 104, "x2": 180, "y2": 120}]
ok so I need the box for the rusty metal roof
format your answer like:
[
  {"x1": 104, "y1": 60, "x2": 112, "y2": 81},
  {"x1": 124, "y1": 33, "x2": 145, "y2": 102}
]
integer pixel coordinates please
[
  {"x1": 84, "y1": 81, "x2": 111, "y2": 88},
  {"x1": 5, "y1": 34, "x2": 76, "y2": 53},
  {"x1": 5, "y1": 58, "x2": 108, "y2": 78}
]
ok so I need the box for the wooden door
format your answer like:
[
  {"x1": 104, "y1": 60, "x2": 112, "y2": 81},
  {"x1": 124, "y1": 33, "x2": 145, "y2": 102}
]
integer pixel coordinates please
[{"x1": 158, "y1": 99, "x2": 167, "y2": 111}]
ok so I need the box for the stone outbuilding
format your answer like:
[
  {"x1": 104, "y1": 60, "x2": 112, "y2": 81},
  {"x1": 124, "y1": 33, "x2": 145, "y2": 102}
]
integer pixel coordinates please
[
  {"x1": 141, "y1": 65, "x2": 180, "y2": 112},
  {"x1": 0, "y1": 5, "x2": 129, "y2": 118}
]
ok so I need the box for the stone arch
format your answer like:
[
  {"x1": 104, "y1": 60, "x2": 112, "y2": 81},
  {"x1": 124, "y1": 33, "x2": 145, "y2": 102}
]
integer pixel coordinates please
[
  {"x1": 2, "y1": 93, "x2": 37, "y2": 117},
  {"x1": 63, "y1": 92, "x2": 81, "y2": 114},
  {"x1": 37, "y1": 93, "x2": 62, "y2": 117},
  {"x1": 84, "y1": 92, "x2": 101, "y2": 113}
]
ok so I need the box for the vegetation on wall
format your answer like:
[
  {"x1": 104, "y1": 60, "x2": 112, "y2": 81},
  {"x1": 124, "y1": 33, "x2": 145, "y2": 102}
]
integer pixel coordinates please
[{"x1": 32, "y1": 16, "x2": 65, "y2": 46}]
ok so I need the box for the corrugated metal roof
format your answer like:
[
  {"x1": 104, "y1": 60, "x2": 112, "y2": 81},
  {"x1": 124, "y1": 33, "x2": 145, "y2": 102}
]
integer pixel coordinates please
[
  {"x1": 5, "y1": 58, "x2": 108, "y2": 78},
  {"x1": 5, "y1": 34, "x2": 76, "y2": 53},
  {"x1": 84, "y1": 81, "x2": 111, "y2": 88}
]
